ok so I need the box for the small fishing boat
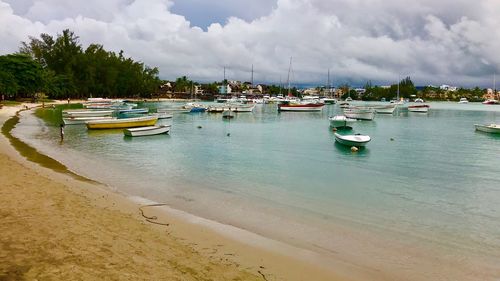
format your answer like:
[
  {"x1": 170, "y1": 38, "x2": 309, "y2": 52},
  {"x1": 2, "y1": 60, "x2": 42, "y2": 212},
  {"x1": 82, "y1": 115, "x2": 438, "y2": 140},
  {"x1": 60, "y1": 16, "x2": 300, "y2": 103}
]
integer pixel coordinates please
[
  {"x1": 222, "y1": 110, "x2": 235, "y2": 119},
  {"x1": 62, "y1": 109, "x2": 114, "y2": 117},
  {"x1": 124, "y1": 125, "x2": 171, "y2": 137},
  {"x1": 278, "y1": 102, "x2": 324, "y2": 112},
  {"x1": 458, "y1": 98, "x2": 469, "y2": 104},
  {"x1": 334, "y1": 133, "x2": 371, "y2": 147},
  {"x1": 373, "y1": 104, "x2": 397, "y2": 114},
  {"x1": 153, "y1": 112, "x2": 173, "y2": 119},
  {"x1": 184, "y1": 102, "x2": 207, "y2": 112},
  {"x1": 343, "y1": 107, "x2": 375, "y2": 120},
  {"x1": 329, "y1": 115, "x2": 356, "y2": 128},
  {"x1": 408, "y1": 104, "x2": 430, "y2": 113},
  {"x1": 474, "y1": 124, "x2": 500, "y2": 134},
  {"x1": 86, "y1": 115, "x2": 158, "y2": 129},
  {"x1": 339, "y1": 102, "x2": 350, "y2": 109},
  {"x1": 117, "y1": 108, "x2": 149, "y2": 114},
  {"x1": 63, "y1": 116, "x2": 114, "y2": 125}
]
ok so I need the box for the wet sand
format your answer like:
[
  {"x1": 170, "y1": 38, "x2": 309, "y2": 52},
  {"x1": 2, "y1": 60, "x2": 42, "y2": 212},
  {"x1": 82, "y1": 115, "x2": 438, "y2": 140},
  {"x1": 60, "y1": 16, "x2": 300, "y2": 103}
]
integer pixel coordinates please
[{"x1": 0, "y1": 104, "x2": 346, "y2": 280}]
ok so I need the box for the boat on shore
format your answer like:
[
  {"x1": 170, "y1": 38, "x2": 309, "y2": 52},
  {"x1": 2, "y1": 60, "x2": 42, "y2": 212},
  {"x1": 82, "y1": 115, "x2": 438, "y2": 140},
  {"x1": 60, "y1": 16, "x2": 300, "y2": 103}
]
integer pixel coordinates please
[
  {"x1": 343, "y1": 107, "x2": 375, "y2": 120},
  {"x1": 124, "y1": 125, "x2": 171, "y2": 137},
  {"x1": 86, "y1": 115, "x2": 158, "y2": 129},
  {"x1": 408, "y1": 104, "x2": 430, "y2": 113},
  {"x1": 329, "y1": 115, "x2": 356, "y2": 128},
  {"x1": 63, "y1": 116, "x2": 114, "y2": 125},
  {"x1": 474, "y1": 124, "x2": 500, "y2": 134},
  {"x1": 334, "y1": 133, "x2": 371, "y2": 147}
]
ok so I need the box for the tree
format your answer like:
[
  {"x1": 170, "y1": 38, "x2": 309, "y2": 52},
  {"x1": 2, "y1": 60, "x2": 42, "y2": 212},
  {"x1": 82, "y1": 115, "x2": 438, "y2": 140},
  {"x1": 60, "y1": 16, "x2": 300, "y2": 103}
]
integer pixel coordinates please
[{"x1": 0, "y1": 54, "x2": 43, "y2": 99}]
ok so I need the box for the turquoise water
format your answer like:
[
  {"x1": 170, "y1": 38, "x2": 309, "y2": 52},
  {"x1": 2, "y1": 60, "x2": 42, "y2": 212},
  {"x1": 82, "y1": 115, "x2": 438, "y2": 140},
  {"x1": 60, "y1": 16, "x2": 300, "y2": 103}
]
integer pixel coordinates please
[{"x1": 14, "y1": 102, "x2": 500, "y2": 278}]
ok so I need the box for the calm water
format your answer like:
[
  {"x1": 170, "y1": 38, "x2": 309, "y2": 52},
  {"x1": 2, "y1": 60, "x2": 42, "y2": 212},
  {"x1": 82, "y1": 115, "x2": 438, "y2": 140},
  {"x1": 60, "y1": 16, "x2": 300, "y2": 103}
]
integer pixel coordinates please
[{"x1": 13, "y1": 102, "x2": 500, "y2": 278}]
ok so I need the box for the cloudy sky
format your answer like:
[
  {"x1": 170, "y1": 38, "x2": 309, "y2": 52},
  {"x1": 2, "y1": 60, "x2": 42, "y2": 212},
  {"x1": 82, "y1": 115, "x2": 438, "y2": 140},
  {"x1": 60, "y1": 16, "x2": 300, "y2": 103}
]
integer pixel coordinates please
[{"x1": 1, "y1": 0, "x2": 499, "y2": 87}]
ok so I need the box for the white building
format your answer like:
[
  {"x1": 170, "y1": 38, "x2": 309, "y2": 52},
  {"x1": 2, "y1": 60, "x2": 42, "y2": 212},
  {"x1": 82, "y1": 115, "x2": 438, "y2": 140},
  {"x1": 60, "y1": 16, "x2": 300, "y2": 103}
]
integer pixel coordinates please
[
  {"x1": 218, "y1": 85, "x2": 232, "y2": 95},
  {"x1": 440, "y1": 85, "x2": 458, "y2": 92}
]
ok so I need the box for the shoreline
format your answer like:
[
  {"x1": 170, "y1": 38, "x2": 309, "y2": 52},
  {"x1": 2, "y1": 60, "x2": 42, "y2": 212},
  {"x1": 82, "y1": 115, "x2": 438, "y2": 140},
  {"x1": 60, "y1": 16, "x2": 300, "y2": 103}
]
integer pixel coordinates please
[{"x1": 0, "y1": 103, "x2": 350, "y2": 280}]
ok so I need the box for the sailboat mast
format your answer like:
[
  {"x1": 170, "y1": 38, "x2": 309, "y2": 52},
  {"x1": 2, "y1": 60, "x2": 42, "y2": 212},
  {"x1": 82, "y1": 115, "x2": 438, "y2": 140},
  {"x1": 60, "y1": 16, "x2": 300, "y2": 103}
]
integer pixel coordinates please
[
  {"x1": 287, "y1": 57, "x2": 292, "y2": 96},
  {"x1": 397, "y1": 74, "x2": 400, "y2": 100},
  {"x1": 327, "y1": 69, "x2": 331, "y2": 97},
  {"x1": 251, "y1": 64, "x2": 254, "y2": 87}
]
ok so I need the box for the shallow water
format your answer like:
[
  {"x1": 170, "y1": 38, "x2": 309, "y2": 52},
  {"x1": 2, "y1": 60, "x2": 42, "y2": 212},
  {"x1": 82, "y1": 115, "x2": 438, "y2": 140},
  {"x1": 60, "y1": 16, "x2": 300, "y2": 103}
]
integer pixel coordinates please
[{"x1": 13, "y1": 101, "x2": 500, "y2": 279}]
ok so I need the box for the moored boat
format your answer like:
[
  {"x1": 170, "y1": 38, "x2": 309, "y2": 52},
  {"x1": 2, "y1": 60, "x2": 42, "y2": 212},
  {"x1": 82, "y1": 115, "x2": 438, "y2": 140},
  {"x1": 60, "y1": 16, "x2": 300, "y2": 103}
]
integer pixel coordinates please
[
  {"x1": 374, "y1": 104, "x2": 397, "y2": 114},
  {"x1": 458, "y1": 98, "x2": 469, "y2": 104},
  {"x1": 63, "y1": 116, "x2": 114, "y2": 125},
  {"x1": 408, "y1": 104, "x2": 430, "y2": 113},
  {"x1": 334, "y1": 133, "x2": 371, "y2": 147},
  {"x1": 482, "y1": 99, "x2": 499, "y2": 105},
  {"x1": 339, "y1": 102, "x2": 350, "y2": 109},
  {"x1": 62, "y1": 109, "x2": 114, "y2": 118},
  {"x1": 278, "y1": 102, "x2": 324, "y2": 112},
  {"x1": 86, "y1": 115, "x2": 158, "y2": 129},
  {"x1": 329, "y1": 115, "x2": 356, "y2": 128},
  {"x1": 153, "y1": 112, "x2": 173, "y2": 119},
  {"x1": 117, "y1": 108, "x2": 149, "y2": 114},
  {"x1": 343, "y1": 107, "x2": 375, "y2": 120},
  {"x1": 124, "y1": 125, "x2": 171, "y2": 137},
  {"x1": 474, "y1": 124, "x2": 500, "y2": 134}
]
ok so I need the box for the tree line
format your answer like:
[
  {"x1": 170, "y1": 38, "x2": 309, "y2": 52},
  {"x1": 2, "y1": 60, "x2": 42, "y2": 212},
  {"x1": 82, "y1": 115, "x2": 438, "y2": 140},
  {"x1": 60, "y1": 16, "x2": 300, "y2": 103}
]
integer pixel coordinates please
[{"x1": 0, "y1": 29, "x2": 161, "y2": 100}]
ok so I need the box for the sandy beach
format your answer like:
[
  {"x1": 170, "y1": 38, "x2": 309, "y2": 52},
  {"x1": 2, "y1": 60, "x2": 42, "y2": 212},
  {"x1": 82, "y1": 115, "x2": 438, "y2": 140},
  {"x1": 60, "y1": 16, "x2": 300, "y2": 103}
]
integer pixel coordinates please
[{"x1": 0, "y1": 103, "x2": 348, "y2": 280}]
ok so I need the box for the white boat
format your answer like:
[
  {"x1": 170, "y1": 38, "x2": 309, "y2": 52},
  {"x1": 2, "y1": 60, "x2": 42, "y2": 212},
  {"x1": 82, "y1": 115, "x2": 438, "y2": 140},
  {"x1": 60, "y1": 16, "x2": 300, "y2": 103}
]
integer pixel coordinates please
[
  {"x1": 408, "y1": 104, "x2": 430, "y2": 113},
  {"x1": 414, "y1": 98, "x2": 424, "y2": 103},
  {"x1": 153, "y1": 113, "x2": 173, "y2": 119},
  {"x1": 458, "y1": 98, "x2": 469, "y2": 104},
  {"x1": 474, "y1": 124, "x2": 500, "y2": 134},
  {"x1": 374, "y1": 104, "x2": 397, "y2": 114},
  {"x1": 62, "y1": 109, "x2": 114, "y2": 117},
  {"x1": 345, "y1": 97, "x2": 353, "y2": 102},
  {"x1": 63, "y1": 116, "x2": 114, "y2": 125},
  {"x1": 227, "y1": 104, "x2": 255, "y2": 112},
  {"x1": 329, "y1": 115, "x2": 357, "y2": 128},
  {"x1": 124, "y1": 125, "x2": 171, "y2": 137},
  {"x1": 157, "y1": 107, "x2": 190, "y2": 113},
  {"x1": 278, "y1": 102, "x2": 324, "y2": 112},
  {"x1": 334, "y1": 133, "x2": 371, "y2": 147},
  {"x1": 222, "y1": 110, "x2": 235, "y2": 119},
  {"x1": 343, "y1": 107, "x2": 375, "y2": 120}
]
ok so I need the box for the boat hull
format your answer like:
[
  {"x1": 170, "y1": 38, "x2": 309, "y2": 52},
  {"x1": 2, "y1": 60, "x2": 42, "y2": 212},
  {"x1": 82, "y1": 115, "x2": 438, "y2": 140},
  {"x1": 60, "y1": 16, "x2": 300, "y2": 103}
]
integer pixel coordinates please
[
  {"x1": 334, "y1": 133, "x2": 371, "y2": 147},
  {"x1": 329, "y1": 116, "x2": 356, "y2": 128},
  {"x1": 374, "y1": 105, "x2": 396, "y2": 114},
  {"x1": 124, "y1": 125, "x2": 170, "y2": 137},
  {"x1": 343, "y1": 110, "x2": 375, "y2": 120},
  {"x1": 86, "y1": 116, "x2": 158, "y2": 129},
  {"x1": 278, "y1": 104, "x2": 324, "y2": 112},
  {"x1": 63, "y1": 110, "x2": 114, "y2": 117},
  {"x1": 63, "y1": 116, "x2": 114, "y2": 125},
  {"x1": 475, "y1": 124, "x2": 500, "y2": 134},
  {"x1": 408, "y1": 105, "x2": 430, "y2": 113}
]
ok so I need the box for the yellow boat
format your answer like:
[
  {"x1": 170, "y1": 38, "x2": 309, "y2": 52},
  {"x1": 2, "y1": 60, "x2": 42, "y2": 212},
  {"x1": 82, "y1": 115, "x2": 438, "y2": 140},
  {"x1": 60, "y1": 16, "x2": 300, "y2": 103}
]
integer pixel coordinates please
[{"x1": 86, "y1": 115, "x2": 158, "y2": 129}]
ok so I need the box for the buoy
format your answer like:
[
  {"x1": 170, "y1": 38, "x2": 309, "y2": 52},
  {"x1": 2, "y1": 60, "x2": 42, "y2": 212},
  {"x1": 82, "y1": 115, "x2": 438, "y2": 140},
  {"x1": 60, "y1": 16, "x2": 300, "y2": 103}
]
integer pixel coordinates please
[
  {"x1": 227, "y1": 133, "x2": 231, "y2": 137},
  {"x1": 197, "y1": 125, "x2": 202, "y2": 129},
  {"x1": 390, "y1": 138, "x2": 394, "y2": 141},
  {"x1": 351, "y1": 146, "x2": 358, "y2": 152}
]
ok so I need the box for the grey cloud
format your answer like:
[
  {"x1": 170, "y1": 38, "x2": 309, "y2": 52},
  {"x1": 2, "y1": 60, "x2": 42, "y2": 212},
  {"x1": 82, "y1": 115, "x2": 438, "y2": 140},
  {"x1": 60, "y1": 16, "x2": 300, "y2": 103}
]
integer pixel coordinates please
[{"x1": 0, "y1": 0, "x2": 499, "y2": 87}]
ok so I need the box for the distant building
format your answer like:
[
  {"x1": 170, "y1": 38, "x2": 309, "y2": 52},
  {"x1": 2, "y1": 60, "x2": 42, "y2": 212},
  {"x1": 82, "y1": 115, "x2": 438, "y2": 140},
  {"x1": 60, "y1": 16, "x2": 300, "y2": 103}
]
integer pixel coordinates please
[{"x1": 218, "y1": 85, "x2": 232, "y2": 95}]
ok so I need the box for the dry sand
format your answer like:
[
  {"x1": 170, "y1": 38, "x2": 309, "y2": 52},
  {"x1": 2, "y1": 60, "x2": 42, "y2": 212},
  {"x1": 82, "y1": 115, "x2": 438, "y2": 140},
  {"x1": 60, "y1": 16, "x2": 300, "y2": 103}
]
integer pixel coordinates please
[{"x1": 0, "y1": 103, "x2": 348, "y2": 281}]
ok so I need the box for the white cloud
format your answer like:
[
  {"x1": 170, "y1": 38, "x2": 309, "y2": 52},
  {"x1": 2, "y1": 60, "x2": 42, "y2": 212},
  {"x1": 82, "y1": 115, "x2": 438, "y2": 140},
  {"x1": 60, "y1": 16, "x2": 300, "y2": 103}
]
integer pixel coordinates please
[{"x1": 1, "y1": 0, "x2": 499, "y2": 87}]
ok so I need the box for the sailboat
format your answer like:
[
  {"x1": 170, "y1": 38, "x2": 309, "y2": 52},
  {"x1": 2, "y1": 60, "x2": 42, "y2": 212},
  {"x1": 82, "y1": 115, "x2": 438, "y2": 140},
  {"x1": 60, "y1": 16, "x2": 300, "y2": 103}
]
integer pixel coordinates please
[
  {"x1": 483, "y1": 74, "x2": 499, "y2": 105},
  {"x1": 322, "y1": 69, "x2": 337, "y2": 104},
  {"x1": 278, "y1": 57, "x2": 325, "y2": 112}
]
